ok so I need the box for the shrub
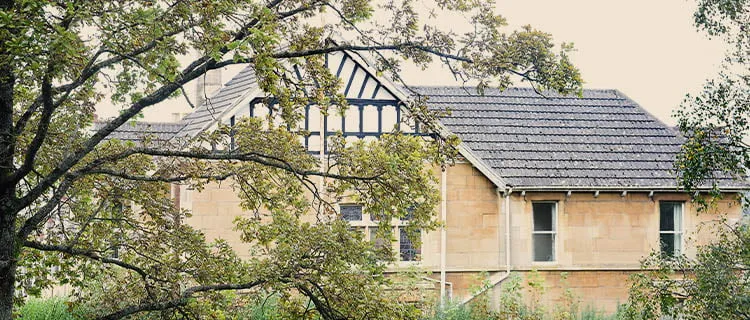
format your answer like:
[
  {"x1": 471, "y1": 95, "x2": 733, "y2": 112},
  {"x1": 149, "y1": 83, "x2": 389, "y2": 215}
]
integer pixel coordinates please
[
  {"x1": 423, "y1": 272, "x2": 626, "y2": 320},
  {"x1": 18, "y1": 297, "x2": 75, "y2": 320}
]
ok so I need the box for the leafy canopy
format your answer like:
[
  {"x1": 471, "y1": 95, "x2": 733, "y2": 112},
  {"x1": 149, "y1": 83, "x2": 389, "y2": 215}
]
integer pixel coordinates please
[
  {"x1": 0, "y1": 0, "x2": 582, "y2": 319},
  {"x1": 625, "y1": 1, "x2": 749, "y2": 319}
]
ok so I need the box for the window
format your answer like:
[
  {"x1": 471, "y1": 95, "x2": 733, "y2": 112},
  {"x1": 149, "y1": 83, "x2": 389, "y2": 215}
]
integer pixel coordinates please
[
  {"x1": 340, "y1": 204, "x2": 362, "y2": 221},
  {"x1": 369, "y1": 227, "x2": 392, "y2": 260},
  {"x1": 403, "y1": 206, "x2": 415, "y2": 221},
  {"x1": 229, "y1": 116, "x2": 236, "y2": 151},
  {"x1": 532, "y1": 202, "x2": 556, "y2": 262},
  {"x1": 660, "y1": 202, "x2": 683, "y2": 257},
  {"x1": 399, "y1": 227, "x2": 421, "y2": 261},
  {"x1": 340, "y1": 204, "x2": 419, "y2": 262}
]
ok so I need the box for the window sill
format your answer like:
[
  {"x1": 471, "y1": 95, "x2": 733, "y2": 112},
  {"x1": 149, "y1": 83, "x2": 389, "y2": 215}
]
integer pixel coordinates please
[
  {"x1": 530, "y1": 261, "x2": 559, "y2": 268},
  {"x1": 388, "y1": 261, "x2": 422, "y2": 270}
]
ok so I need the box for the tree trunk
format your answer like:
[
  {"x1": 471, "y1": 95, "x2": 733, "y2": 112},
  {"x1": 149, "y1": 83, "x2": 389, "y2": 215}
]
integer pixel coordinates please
[
  {"x1": 0, "y1": 204, "x2": 17, "y2": 320},
  {"x1": 0, "y1": 13, "x2": 18, "y2": 315}
]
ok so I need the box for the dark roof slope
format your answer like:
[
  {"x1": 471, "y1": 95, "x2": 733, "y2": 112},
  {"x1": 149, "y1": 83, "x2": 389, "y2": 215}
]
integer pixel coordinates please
[
  {"x1": 175, "y1": 66, "x2": 257, "y2": 137},
  {"x1": 415, "y1": 86, "x2": 687, "y2": 188},
  {"x1": 93, "y1": 121, "x2": 184, "y2": 142}
]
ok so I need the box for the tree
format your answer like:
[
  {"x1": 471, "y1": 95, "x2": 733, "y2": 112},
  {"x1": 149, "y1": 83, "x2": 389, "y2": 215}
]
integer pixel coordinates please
[
  {"x1": 624, "y1": 1, "x2": 749, "y2": 319},
  {"x1": 0, "y1": 0, "x2": 582, "y2": 319},
  {"x1": 675, "y1": 0, "x2": 749, "y2": 196},
  {"x1": 625, "y1": 223, "x2": 750, "y2": 320}
]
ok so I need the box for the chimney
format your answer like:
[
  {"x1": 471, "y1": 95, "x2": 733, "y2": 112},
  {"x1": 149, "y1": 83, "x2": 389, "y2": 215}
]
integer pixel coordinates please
[
  {"x1": 172, "y1": 113, "x2": 187, "y2": 122},
  {"x1": 195, "y1": 69, "x2": 222, "y2": 107}
]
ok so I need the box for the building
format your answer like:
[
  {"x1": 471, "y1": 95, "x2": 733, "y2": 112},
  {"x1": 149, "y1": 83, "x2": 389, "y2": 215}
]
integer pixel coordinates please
[{"x1": 106, "y1": 50, "x2": 745, "y2": 312}]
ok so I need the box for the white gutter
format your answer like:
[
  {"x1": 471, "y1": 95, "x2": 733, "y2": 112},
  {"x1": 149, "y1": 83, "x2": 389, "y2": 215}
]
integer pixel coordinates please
[
  {"x1": 440, "y1": 167, "x2": 448, "y2": 307},
  {"x1": 423, "y1": 276, "x2": 453, "y2": 302},
  {"x1": 510, "y1": 186, "x2": 748, "y2": 192},
  {"x1": 341, "y1": 45, "x2": 510, "y2": 191},
  {"x1": 460, "y1": 187, "x2": 513, "y2": 306},
  {"x1": 455, "y1": 143, "x2": 508, "y2": 189},
  {"x1": 319, "y1": 108, "x2": 325, "y2": 196},
  {"x1": 460, "y1": 272, "x2": 510, "y2": 305},
  {"x1": 504, "y1": 187, "x2": 512, "y2": 274}
]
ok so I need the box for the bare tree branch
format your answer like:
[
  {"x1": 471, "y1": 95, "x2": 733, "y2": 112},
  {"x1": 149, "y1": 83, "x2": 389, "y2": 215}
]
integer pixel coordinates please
[
  {"x1": 83, "y1": 168, "x2": 233, "y2": 183},
  {"x1": 23, "y1": 240, "x2": 165, "y2": 283},
  {"x1": 270, "y1": 43, "x2": 472, "y2": 63},
  {"x1": 96, "y1": 280, "x2": 264, "y2": 320},
  {"x1": 10, "y1": 0, "x2": 319, "y2": 217}
]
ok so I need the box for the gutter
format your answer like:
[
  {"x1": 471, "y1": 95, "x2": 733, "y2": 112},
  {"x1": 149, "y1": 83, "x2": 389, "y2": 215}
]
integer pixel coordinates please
[
  {"x1": 423, "y1": 276, "x2": 453, "y2": 302},
  {"x1": 504, "y1": 187, "x2": 512, "y2": 275},
  {"x1": 460, "y1": 186, "x2": 513, "y2": 306},
  {"x1": 342, "y1": 52, "x2": 509, "y2": 190},
  {"x1": 510, "y1": 186, "x2": 748, "y2": 192},
  {"x1": 440, "y1": 168, "x2": 448, "y2": 307}
]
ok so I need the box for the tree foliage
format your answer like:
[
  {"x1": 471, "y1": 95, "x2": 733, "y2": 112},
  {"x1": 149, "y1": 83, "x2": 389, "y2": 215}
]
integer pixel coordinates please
[
  {"x1": 0, "y1": 0, "x2": 582, "y2": 319},
  {"x1": 625, "y1": 1, "x2": 749, "y2": 319},
  {"x1": 675, "y1": 0, "x2": 749, "y2": 196},
  {"x1": 624, "y1": 221, "x2": 750, "y2": 320}
]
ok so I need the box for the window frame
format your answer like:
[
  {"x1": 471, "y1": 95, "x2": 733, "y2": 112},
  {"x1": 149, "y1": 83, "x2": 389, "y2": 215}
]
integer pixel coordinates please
[
  {"x1": 398, "y1": 226, "x2": 421, "y2": 262},
  {"x1": 531, "y1": 201, "x2": 557, "y2": 263},
  {"x1": 339, "y1": 204, "x2": 420, "y2": 263},
  {"x1": 659, "y1": 201, "x2": 684, "y2": 257},
  {"x1": 339, "y1": 204, "x2": 363, "y2": 222}
]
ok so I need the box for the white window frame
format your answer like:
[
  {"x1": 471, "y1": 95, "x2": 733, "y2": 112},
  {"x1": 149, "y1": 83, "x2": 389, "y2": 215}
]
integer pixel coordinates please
[
  {"x1": 659, "y1": 201, "x2": 683, "y2": 257},
  {"x1": 532, "y1": 201, "x2": 557, "y2": 263},
  {"x1": 339, "y1": 204, "x2": 363, "y2": 223},
  {"x1": 398, "y1": 226, "x2": 421, "y2": 262},
  {"x1": 339, "y1": 204, "x2": 420, "y2": 263}
]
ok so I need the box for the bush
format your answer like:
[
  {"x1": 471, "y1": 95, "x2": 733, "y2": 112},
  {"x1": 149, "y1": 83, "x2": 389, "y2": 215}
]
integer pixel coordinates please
[
  {"x1": 18, "y1": 297, "x2": 75, "y2": 320},
  {"x1": 423, "y1": 272, "x2": 626, "y2": 320}
]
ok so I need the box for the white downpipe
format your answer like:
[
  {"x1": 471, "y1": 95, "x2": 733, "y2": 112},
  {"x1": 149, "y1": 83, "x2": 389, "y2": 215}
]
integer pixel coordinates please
[
  {"x1": 460, "y1": 187, "x2": 512, "y2": 306},
  {"x1": 440, "y1": 167, "x2": 448, "y2": 307},
  {"x1": 319, "y1": 109, "x2": 325, "y2": 197},
  {"x1": 423, "y1": 276, "x2": 453, "y2": 302},
  {"x1": 505, "y1": 188, "x2": 512, "y2": 274}
]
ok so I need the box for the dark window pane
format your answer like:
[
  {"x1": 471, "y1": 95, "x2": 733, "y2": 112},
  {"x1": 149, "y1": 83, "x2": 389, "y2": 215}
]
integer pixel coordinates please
[
  {"x1": 370, "y1": 227, "x2": 392, "y2": 260},
  {"x1": 533, "y1": 234, "x2": 555, "y2": 262},
  {"x1": 660, "y1": 202, "x2": 676, "y2": 231},
  {"x1": 660, "y1": 234, "x2": 675, "y2": 257},
  {"x1": 533, "y1": 203, "x2": 554, "y2": 231},
  {"x1": 399, "y1": 227, "x2": 421, "y2": 261},
  {"x1": 370, "y1": 211, "x2": 384, "y2": 222},
  {"x1": 369, "y1": 227, "x2": 390, "y2": 249},
  {"x1": 341, "y1": 205, "x2": 362, "y2": 221}
]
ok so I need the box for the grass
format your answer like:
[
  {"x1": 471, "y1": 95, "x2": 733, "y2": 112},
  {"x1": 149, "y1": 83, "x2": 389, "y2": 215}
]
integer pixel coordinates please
[{"x1": 18, "y1": 297, "x2": 75, "y2": 320}]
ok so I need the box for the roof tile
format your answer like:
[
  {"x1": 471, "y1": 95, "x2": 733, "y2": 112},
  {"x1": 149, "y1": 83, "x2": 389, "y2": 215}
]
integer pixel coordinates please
[{"x1": 415, "y1": 86, "x2": 699, "y2": 188}]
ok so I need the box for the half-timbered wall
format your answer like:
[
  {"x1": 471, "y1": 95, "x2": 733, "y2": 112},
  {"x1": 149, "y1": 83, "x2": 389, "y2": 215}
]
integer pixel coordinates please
[{"x1": 223, "y1": 51, "x2": 423, "y2": 153}]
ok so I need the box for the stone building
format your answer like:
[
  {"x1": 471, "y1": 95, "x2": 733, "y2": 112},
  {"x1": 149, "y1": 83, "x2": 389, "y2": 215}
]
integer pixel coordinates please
[{"x1": 110, "y1": 50, "x2": 746, "y2": 312}]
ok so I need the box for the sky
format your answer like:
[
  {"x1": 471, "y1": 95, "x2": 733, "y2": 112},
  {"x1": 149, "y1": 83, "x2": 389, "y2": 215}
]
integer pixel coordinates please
[
  {"x1": 398, "y1": 0, "x2": 727, "y2": 126},
  {"x1": 497, "y1": 0, "x2": 727, "y2": 126},
  {"x1": 111, "y1": 0, "x2": 727, "y2": 126}
]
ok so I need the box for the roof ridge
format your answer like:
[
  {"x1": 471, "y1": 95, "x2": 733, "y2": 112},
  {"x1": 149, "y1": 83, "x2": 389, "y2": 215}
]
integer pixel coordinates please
[
  {"x1": 95, "y1": 120, "x2": 184, "y2": 126},
  {"x1": 174, "y1": 64, "x2": 258, "y2": 138},
  {"x1": 611, "y1": 89, "x2": 681, "y2": 136},
  {"x1": 410, "y1": 85, "x2": 618, "y2": 92}
]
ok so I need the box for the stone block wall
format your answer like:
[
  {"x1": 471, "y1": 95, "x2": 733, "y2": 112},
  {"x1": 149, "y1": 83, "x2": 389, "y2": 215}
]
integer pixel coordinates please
[
  {"x1": 422, "y1": 163, "x2": 502, "y2": 270},
  {"x1": 509, "y1": 191, "x2": 739, "y2": 269},
  {"x1": 181, "y1": 161, "x2": 743, "y2": 312},
  {"x1": 183, "y1": 180, "x2": 253, "y2": 257}
]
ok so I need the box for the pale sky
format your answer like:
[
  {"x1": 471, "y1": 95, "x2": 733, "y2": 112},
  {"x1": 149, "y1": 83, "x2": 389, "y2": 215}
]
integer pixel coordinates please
[
  {"x1": 108, "y1": 0, "x2": 726, "y2": 126},
  {"x1": 399, "y1": 0, "x2": 726, "y2": 126},
  {"x1": 501, "y1": 0, "x2": 726, "y2": 126}
]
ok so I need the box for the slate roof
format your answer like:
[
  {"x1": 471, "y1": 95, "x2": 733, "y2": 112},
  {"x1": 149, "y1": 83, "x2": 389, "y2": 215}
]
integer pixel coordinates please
[
  {"x1": 414, "y1": 86, "x2": 690, "y2": 188},
  {"x1": 175, "y1": 66, "x2": 257, "y2": 137},
  {"x1": 93, "y1": 121, "x2": 185, "y2": 142}
]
